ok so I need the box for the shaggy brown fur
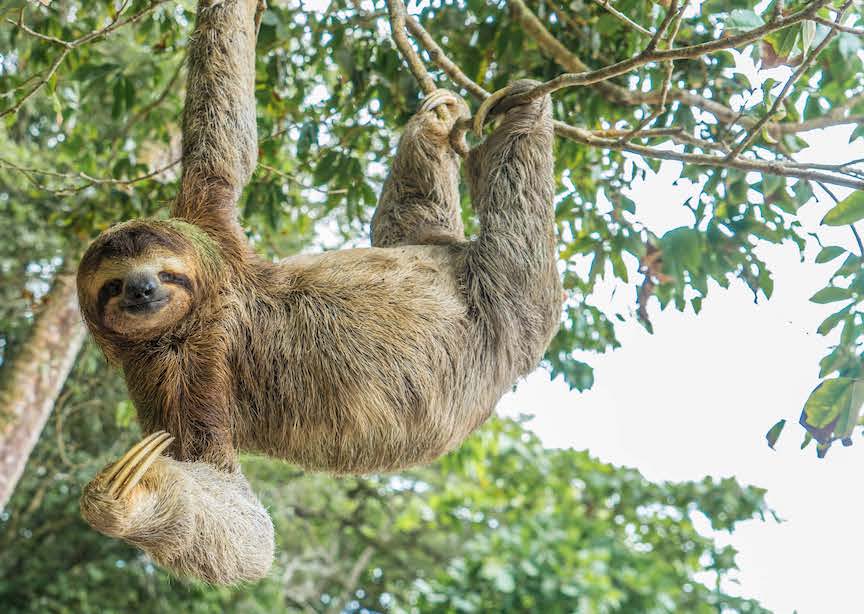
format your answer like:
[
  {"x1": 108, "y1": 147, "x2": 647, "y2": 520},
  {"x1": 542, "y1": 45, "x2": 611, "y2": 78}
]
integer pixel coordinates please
[{"x1": 77, "y1": 0, "x2": 561, "y2": 585}]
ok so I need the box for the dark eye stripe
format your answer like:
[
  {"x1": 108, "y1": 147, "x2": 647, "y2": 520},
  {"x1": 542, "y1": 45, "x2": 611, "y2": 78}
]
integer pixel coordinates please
[
  {"x1": 97, "y1": 279, "x2": 122, "y2": 314},
  {"x1": 159, "y1": 271, "x2": 192, "y2": 291}
]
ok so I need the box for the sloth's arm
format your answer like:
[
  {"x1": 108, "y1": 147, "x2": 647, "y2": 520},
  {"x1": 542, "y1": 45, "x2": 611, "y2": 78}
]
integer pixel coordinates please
[
  {"x1": 371, "y1": 90, "x2": 467, "y2": 247},
  {"x1": 173, "y1": 0, "x2": 260, "y2": 237},
  {"x1": 81, "y1": 432, "x2": 274, "y2": 585},
  {"x1": 463, "y1": 81, "x2": 561, "y2": 361}
]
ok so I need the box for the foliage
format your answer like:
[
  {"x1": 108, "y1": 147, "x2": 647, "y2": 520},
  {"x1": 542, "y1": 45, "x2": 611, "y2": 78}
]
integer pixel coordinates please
[
  {"x1": 2, "y1": 0, "x2": 862, "y2": 447},
  {"x1": 0, "y1": 342, "x2": 770, "y2": 612},
  {"x1": 0, "y1": 0, "x2": 861, "y2": 607}
]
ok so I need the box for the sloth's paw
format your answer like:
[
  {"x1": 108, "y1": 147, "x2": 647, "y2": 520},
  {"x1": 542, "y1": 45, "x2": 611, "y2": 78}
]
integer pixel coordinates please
[
  {"x1": 472, "y1": 80, "x2": 547, "y2": 137},
  {"x1": 80, "y1": 431, "x2": 174, "y2": 539},
  {"x1": 420, "y1": 89, "x2": 468, "y2": 118},
  {"x1": 417, "y1": 89, "x2": 470, "y2": 155}
]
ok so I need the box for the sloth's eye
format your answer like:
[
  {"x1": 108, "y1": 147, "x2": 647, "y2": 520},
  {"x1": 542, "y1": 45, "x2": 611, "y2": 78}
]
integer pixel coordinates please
[
  {"x1": 159, "y1": 271, "x2": 192, "y2": 290},
  {"x1": 104, "y1": 279, "x2": 123, "y2": 297}
]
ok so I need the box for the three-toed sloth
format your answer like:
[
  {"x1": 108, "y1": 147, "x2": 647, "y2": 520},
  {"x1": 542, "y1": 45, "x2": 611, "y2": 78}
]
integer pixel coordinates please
[{"x1": 77, "y1": 0, "x2": 561, "y2": 585}]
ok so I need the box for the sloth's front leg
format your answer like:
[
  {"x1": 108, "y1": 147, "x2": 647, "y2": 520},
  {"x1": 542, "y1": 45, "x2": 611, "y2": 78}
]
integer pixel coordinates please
[
  {"x1": 80, "y1": 432, "x2": 187, "y2": 550},
  {"x1": 81, "y1": 432, "x2": 274, "y2": 584}
]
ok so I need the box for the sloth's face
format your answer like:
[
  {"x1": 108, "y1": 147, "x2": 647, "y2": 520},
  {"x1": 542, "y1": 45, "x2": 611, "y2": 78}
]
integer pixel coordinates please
[{"x1": 78, "y1": 223, "x2": 199, "y2": 341}]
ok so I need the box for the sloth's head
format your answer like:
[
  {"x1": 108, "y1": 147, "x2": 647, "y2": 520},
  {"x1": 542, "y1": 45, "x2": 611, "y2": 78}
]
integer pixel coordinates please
[{"x1": 77, "y1": 220, "x2": 221, "y2": 351}]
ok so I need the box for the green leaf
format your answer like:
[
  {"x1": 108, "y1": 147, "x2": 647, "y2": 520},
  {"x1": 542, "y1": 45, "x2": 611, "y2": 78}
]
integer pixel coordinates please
[
  {"x1": 773, "y1": 26, "x2": 800, "y2": 58},
  {"x1": 815, "y1": 246, "x2": 846, "y2": 264},
  {"x1": 725, "y1": 10, "x2": 765, "y2": 33},
  {"x1": 802, "y1": 378, "x2": 852, "y2": 429},
  {"x1": 817, "y1": 305, "x2": 852, "y2": 335},
  {"x1": 114, "y1": 400, "x2": 136, "y2": 428},
  {"x1": 765, "y1": 419, "x2": 785, "y2": 450},
  {"x1": 833, "y1": 381, "x2": 864, "y2": 440},
  {"x1": 801, "y1": 21, "x2": 816, "y2": 55},
  {"x1": 809, "y1": 286, "x2": 853, "y2": 304},
  {"x1": 821, "y1": 191, "x2": 864, "y2": 226}
]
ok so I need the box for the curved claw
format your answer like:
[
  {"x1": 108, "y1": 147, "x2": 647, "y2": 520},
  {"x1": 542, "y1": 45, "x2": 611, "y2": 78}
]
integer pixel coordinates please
[
  {"x1": 419, "y1": 88, "x2": 467, "y2": 116},
  {"x1": 106, "y1": 431, "x2": 174, "y2": 499},
  {"x1": 472, "y1": 85, "x2": 512, "y2": 138}
]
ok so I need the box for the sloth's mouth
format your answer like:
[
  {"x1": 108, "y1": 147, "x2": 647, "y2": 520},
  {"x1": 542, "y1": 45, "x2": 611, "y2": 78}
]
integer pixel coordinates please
[{"x1": 121, "y1": 295, "x2": 169, "y2": 315}]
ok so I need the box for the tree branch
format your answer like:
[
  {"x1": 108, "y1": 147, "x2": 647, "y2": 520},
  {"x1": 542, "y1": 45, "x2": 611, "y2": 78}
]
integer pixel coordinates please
[
  {"x1": 0, "y1": 156, "x2": 179, "y2": 196},
  {"x1": 813, "y1": 15, "x2": 864, "y2": 36},
  {"x1": 1, "y1": 1, "x2": 168, "y2": 119},
  {"x1": 505, "y1": 0, "x2": 831, "y2": 108},
  {"x1": 590, "y1": 0, "x2": 653, "y2": 38},
  {"x1": 727, "y1": 0, "x2": 853, "y2": 158},
  {"x1": 398, "y1": 10, "x2": 864, "y2": 191}
]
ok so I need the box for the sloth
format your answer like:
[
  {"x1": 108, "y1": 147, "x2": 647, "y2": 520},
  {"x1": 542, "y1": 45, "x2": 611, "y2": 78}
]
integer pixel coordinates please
[{"x1": 77, "y1": 0, "x2": 561, "y2": 585}]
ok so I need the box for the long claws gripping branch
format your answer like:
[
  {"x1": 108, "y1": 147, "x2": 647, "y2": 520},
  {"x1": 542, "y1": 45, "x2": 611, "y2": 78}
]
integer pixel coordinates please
[
  {"x1": 472, "y1": 85, "x2": 513, "y2": 137},
  {"x1": 105, "y1": 431, "x2": 174, "y2": 499}
]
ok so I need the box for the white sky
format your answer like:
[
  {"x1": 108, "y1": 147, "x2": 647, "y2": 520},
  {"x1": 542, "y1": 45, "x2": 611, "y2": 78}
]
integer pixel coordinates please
[{"x1": 501, "y1": 120, "x2": 864, "y2": 614}]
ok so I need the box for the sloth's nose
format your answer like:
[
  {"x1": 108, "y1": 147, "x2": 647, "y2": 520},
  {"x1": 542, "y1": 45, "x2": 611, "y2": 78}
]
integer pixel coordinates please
[{"x1": 124, "y1": 272, "x2": 160, "y2": 302}]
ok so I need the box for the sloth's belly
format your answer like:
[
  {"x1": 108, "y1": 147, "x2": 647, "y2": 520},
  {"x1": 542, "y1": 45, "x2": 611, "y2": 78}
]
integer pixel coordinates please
[{"x1": 233, "y1": 246, "x2": 502, "y2": 473}]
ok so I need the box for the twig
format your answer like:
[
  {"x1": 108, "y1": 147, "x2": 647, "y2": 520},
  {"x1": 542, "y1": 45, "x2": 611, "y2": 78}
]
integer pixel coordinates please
[
  {"x1": 851, "y1": 226, "x2": 864, "y2": 258},
  {"x1": 257, "y1": 162, "x2": 348, "y2": 195},
  {"x1": 727, "y1": 0, "x2": 853, "y2": 158},
  {"x1": 645, "y1": 0, "x2": 679, "y2": 53},
  {"x1": 117, "y1": 53, "x2": 186, "y2": 144},
  {"x1": 590, "y1": 0, "x2": 653, "y2": 37},
  {"x1": 504, "y1": 0, "x2": 830, "y2": 108},
  {"x1": 813, "y1": 16, "x2": 864, "y2": 36},
  {"x1": 553, "y1": 122, "x2": 864, "y2": 190},
  {"x1": 397, "y1": 14, "x2": 864, "y2": 191},
  {"x1": 1, "y1": 1, "x2": 168, "y2": 118},
  {"x1": 617, "y1": 2, "x2": 688, "y2": 143},
  {"x1": 0, "y1": 156, "x2": 179, "y2": 195}
]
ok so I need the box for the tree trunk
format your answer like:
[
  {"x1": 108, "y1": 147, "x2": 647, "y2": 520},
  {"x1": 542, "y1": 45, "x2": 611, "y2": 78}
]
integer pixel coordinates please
[{"x1": 0, "y1": 272, "x2": 86, "y2": 510}]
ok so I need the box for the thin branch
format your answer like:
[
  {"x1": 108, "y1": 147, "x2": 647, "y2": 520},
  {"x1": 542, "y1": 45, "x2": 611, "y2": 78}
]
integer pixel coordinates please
[
  {"x1": 398, "y1": 12, "x2": 864, "y2": 191},
  {"x1": 618, "y1": 2, "x2": 688, "y2": 143},
  {"x1": 5, "y1": 18, "x2": 73, "y2": 48},
  {"x1": 813, "y1": 15, "x2": 864, "y2": 36},
  {"x1": 1, "y1": 1, "x2": 168, "y2": 118},
  {"x1": 257, "y1": 162, "x2": 348, "y2": 195},
  {"x1": 0, "y1": 48, "x2": 70, "y2": 119},
  {"x1": 0, "y1": 156, "x2": 179, "y2": 195},
  {"x1": 505, "y1": 0, "x2": 831, "y2": 108},
  {"x1": 553, "y1": 122, "x2": 864, "y2": 190},
  {"x1": 775, "y1": 114, "x2": 864, "y2": 134},
  {"x1": 728, "y1": 0, "x2": 853, "y2": 158},
  {"x1": 851, "y1": 226, "x2": 864, "y2": 258},
  {"x1": 590, "y1": 0, "x2": 653, "y2": 38},
  {"x1": 507, "y1": 0, "x2": 753, "y2": 128},
  {"x1": 645, "y1": 0, "x2": 679, "y2": 53},
  {"x1": 120, "y1": 53, "x2": 186, "y2": 139}
]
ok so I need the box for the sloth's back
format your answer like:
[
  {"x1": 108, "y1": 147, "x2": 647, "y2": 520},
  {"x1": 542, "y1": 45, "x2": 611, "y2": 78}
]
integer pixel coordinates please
[{"x1": 233, "y1": 245, "x2": 508, "y2": 473}]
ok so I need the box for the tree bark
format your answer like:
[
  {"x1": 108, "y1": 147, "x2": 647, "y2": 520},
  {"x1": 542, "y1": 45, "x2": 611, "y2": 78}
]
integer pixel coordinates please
[{"x1": 0, "y1": 272, "x2": 86, "y2": 510}]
